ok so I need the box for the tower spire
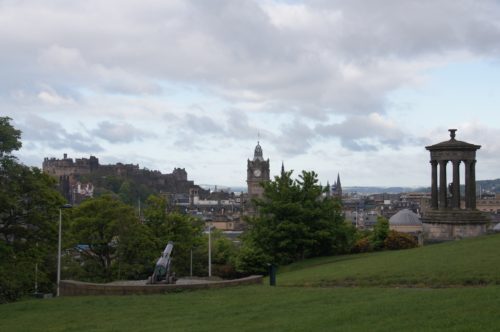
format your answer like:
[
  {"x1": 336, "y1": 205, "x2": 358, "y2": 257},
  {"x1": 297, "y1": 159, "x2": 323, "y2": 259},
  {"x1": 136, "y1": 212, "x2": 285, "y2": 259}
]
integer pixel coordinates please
[
  {"x1": 253, "y1": 141, "x2": 263, "y2": 161},
  {"x1": 335, "y1": 173, "x2": 342, "y2": 199}
]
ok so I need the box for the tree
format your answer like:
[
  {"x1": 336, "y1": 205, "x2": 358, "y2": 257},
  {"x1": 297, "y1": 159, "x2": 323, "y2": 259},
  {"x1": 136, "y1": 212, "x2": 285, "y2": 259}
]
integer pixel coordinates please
[
  {"x1": 144, "y1": 195, "x2": 205, "y2": 276},
  {"x1": 0, "y1": 117, "x2": 22, "y2": 157},
  {"x1": 118, "y1": 180, "x2": 133, "y2": 205},
  {"x1": 206, "y1": 228, "x2": 238, "y2": 278},
  {"x1": 0, "y1": 117, "x2": 65, "y2": 302},
  {"x1": 239, "y1": 170, "x2": 355, "y2": 272},
  {"x1": 69, "y1": 195, "x2": 156, "y2": 282},
  {"x1": 372, "y1": 216, "x2": 390, "y2": 250}
]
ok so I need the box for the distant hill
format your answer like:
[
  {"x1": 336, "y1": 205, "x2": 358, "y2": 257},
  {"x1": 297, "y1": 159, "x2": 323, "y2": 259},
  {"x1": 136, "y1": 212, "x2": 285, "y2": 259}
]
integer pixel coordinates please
[
  {"x1": 477, "y1": 179, "x2": 500, "y2": 194},
  {"x1": 343, "y1": 186, "x2": 427, "y2": 194},
  {"x1": 342, "y1": 178, "x2": 500, "y2": 195},
  {"x1": 200, "y1": 179, "x2": 500, "y2": 195}
]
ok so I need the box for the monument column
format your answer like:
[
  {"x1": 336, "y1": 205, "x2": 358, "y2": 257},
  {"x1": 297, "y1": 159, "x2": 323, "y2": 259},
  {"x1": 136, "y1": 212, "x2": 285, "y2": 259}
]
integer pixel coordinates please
[
  {"x1": 439, "y1": 160, "x2": 448, "y2": 209},
  {"x1": 452, "y1": 160, "x2": 461, "y2": 209},
  {"x1": 470, "y1": 160, "x2": 477, "y2": 209},
  {"x1": 464, "y1": 160, "x2": 471, "y2": 209},
  {"x1": 430, "y1": 160, "x2": 438, "y2": 209}
]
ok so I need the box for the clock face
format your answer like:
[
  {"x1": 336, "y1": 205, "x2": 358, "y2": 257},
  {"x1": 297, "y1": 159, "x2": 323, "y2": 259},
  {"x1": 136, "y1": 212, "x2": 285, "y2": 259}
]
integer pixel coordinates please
[{"x1": 253, "y1": 169, "x2": 262, "y2": 177}]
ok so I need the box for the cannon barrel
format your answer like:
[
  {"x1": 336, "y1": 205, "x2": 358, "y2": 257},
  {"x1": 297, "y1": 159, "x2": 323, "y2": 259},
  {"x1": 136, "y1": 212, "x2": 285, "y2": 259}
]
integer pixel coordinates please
[{"x1": 150, "y1": 241, "x2": 175, "y2": 284}]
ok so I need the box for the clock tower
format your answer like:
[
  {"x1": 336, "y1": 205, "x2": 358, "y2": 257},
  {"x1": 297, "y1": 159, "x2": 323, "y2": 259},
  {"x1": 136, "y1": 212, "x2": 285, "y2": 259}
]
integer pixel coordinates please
[{"x1": 247, "y1": 141, "x2": 270, "y2": 200}]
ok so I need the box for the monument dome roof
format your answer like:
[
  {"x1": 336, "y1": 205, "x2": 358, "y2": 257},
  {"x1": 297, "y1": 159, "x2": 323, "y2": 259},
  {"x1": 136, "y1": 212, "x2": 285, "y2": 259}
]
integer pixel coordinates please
[
  {"x1": 389, "y1": 209, "x2": 422, "y2": 226},
  {"x1": 426, "y1": 129, "x2": 480, "y2": 151}
]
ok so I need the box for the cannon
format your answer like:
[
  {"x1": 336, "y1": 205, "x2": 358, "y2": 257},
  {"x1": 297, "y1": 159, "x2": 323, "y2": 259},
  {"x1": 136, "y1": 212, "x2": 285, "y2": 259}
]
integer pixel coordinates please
[{"x1": 148, "y1": 241, "x2": 176, "y2": 284}]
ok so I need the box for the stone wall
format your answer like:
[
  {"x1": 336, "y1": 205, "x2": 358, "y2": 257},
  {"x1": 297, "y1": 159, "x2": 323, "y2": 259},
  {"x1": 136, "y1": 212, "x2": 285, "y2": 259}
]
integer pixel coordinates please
[{"x1": 60, "y1": 275, "x2": 263, "y2": 296}]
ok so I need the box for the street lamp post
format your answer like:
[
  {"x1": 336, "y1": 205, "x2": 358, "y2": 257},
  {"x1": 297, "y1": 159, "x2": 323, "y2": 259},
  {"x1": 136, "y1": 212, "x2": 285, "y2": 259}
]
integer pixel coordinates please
[
  {"x1": 190, "y1": 248, "x2": 193, "y2": 277},
  {"x1": 208, "y1": 222, "x2": 212, "y2": 278},
  {"x1": 57, "y1": 204, "x2": 72, "y2": 297}
]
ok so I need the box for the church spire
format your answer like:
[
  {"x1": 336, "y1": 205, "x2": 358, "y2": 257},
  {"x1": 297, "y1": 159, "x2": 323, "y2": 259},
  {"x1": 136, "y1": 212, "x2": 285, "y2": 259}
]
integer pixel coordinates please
[
  {"x1": 281, "y1": 161, "x2": 285, "y2": 176},
  {"x1": 335, "y1": 173, "x2": 342, "y2": 199}
]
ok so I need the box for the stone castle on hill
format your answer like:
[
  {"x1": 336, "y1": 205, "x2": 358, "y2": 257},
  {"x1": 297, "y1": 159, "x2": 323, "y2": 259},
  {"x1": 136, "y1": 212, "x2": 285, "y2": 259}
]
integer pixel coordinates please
[{"x1": 43, "y1": 153, "x2": 207, "y2": 204}]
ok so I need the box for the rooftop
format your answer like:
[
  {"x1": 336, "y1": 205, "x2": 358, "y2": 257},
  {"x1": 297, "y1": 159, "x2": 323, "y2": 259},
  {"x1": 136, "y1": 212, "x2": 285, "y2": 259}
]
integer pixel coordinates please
[{"x1": 389, "y1": 209, "x2": 422, "y2": 226}]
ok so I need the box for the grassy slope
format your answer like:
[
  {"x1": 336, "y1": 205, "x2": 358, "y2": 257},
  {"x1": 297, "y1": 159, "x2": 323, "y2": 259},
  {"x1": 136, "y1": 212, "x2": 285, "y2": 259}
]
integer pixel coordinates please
[
  {"x1": 1, "y1": 286, "x2": 500, "y2": 332},
  {"x1": 2, "y1": 234, "x2": 500, "y2": 331},
  {"x1": 278, "y1": 233, "x2": 500, "y2": 287}
]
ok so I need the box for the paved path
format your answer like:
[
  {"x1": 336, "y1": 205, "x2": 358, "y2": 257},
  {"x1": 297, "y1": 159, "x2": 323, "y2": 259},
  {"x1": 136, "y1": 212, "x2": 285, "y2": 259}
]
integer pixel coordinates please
[{"x1": 106, "y1": 278, "x2": 220, "y2": 286}]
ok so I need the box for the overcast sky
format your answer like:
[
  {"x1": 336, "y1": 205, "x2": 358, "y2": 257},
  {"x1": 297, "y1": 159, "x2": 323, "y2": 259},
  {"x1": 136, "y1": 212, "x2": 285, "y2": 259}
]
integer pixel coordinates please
[{"x1": 2, "y1": 0, "x2": 500, "y2": 188}]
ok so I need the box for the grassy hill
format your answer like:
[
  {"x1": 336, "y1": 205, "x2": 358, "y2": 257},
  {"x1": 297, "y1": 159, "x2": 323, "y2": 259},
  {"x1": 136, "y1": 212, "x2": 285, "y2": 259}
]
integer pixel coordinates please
[
  {"x1": 277, "y1": 233, "x2": 500, "y2": 287},
  {"x1": 2, "y1": 234, "x2": 500, "y2": 332}
]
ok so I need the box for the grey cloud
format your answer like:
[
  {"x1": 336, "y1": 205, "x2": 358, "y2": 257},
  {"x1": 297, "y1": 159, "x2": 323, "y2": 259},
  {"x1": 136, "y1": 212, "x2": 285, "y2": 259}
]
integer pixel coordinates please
[
  {"x1": 180, "y1": 109, "x2": 412, "y2": 154},
  {"x1": 310, "y1": 0, "x2": 500, "y2": 58},
  {"x1": 19, "y1": 115, "x2": 103, "y2": 153},
  {"x1": 92, "y1": 121, "x2": 156, "y2": 143},
  {"x1": 180, "y1": 110, "x2": 271, "y2": 142},
  {"x1": 225, "y1": 112, "x2": 267, "y2": 140},
  {"x1": 316, "y1": 114, "x2": 407, "y2": 151},
  {"x1": 271, "y1": 119, "x2": 314, "y2": 156},
  {"x1": 173, "y1": 129, "x2": 204, "y2": 152},
  {"x1": 449, "y1": 125, "x2": 500, "y2": 159},
  {"x1": 37, "y1": 44, "x2": 161, "y2": 95},
  {"x1": 184, "y1": 113, "x2": 224, "y2": 134},
  {"x1": 2, "y1": 0, "x2": 500, "y2": 121}
]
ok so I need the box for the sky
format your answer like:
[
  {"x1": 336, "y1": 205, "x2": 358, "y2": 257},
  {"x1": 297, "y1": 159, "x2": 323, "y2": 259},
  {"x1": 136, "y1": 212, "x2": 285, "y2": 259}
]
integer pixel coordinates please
[{"x1": 2, "y1": 0, "x2": 500, "y2": 188}]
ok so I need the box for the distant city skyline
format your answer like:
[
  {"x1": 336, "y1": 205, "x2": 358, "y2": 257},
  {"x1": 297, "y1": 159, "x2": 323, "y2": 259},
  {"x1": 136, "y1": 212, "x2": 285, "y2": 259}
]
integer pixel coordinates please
[{"x1": 2, "y1": 1, "x2": 500, "y2": 187}]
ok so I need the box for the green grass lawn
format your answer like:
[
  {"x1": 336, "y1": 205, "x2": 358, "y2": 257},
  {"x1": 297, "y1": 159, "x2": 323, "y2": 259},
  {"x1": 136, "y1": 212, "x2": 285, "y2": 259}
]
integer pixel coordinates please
[
  {"x1": 278, "y1": 233, "x2": 500, "y2": 287},
  {"x1": 2, "y1": 233, "x2": 500, "y2": 331},
  {"x1": 1, "y1": 285, "x2": 500, "y2": 332}
]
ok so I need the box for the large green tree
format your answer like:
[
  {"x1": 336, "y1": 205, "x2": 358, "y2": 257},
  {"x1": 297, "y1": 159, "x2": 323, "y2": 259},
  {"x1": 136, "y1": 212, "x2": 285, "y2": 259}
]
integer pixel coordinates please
[
  {"x1": 239, "y1": 170, "x2": 355, "y2": 272},
  {"x1": 69, "y1": 195, "x2": 157, "y2": 282},
  {"x1": 0, "y1": 117, "x2": 65, "y2": 302}
]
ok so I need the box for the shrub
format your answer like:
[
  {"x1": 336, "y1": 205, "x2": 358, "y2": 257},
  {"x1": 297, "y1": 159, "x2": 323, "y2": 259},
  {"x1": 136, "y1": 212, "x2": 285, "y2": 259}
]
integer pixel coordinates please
[
  {"x1": 351, "y1": 237, "x2": 373, "y2": 253},
  {"x1": 235, "y1": 244, "x2": 272, "y2": 276},
  {"x1": 213, "y1": 264, "x2": 239, "y2": 279},
  {"x1": 384, "y1": 231, "x2": 418, "y2": 250}
]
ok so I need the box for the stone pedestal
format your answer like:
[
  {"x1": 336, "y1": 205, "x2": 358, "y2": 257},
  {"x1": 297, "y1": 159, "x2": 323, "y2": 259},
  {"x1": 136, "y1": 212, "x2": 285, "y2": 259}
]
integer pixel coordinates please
[{"x1": 422, "y1": 210, "x2": 490, "y2": 242}]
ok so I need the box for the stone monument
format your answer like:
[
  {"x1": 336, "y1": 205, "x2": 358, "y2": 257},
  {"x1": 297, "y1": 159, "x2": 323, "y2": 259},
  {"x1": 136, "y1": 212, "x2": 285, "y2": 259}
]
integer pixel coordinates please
[{"x1": 422, "y1": 129, "x2": 490, "y2": 242}]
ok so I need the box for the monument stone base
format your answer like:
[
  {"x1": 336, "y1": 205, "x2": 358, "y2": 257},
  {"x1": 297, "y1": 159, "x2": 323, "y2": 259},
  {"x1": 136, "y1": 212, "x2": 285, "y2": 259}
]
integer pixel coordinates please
[{"x1": 422, "y1": 209, "x2": 491, "y2": 242}]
